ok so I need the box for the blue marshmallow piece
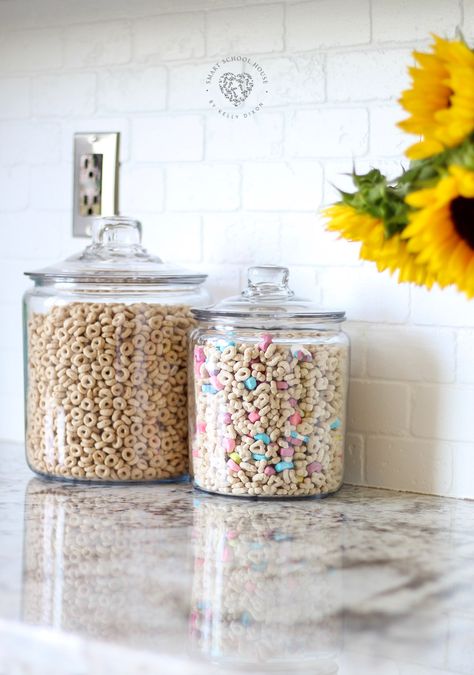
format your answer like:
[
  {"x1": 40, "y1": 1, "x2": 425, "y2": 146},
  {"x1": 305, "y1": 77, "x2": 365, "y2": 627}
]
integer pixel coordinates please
[
  {"x1": 216, "y1": 339, "x2": 236, "y2": 352},
  {"x1": 330, "y1": 418, "x2": 342, "y2": 430},
  {"x1": 254, "y1": 433, "x2": 271, "y2": 445},
  {"x1": 201, "y1": 384, "x2": 218, "y2": 394},
  {"x1": 275, "y1": 461, "x2": 294, "y2": 472},
  {"x1": 252, "y1": 453, "x2": 267, "y2": 461},
  {"x1": 244, "y1": 376, "x2": 257, "y2": 390}
]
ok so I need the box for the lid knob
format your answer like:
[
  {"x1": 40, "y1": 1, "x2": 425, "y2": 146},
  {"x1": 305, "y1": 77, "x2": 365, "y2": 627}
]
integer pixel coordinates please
[
  {"x1": 243, "y1": 265, "x2": 295, "y2": 301},
  {"x1": 92, "y1": 217, "x2": 142, "y2": 248}
]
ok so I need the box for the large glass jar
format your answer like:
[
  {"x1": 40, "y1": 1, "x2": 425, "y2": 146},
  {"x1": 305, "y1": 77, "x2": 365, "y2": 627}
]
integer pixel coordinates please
[
  {"x1": 23, "y1": 217, "x2": 208, "y2": 483},
  {"x1": 189, "y1": 266, "x2": 349, "y2": 498}
]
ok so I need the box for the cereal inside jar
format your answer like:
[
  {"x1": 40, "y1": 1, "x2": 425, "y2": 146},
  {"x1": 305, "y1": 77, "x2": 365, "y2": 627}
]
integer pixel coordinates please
[
  {"x1": 189, "y1": 266, "x2": 349, "y2": 498},
  {"x1": 23, "y1": 217, "x2": 209, "y2": 482}
]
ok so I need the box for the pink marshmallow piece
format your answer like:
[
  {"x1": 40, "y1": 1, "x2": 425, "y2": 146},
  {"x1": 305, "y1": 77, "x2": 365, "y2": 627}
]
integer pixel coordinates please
[
  {"x1": 276, "y1": 381, "x2": 289, "y2": 390},
  {"x1": 210, "y1": 375, "x2": 224, "y2": 391},
  {"x1": 222, "y1": 546, "x2": 232, "y2": 562},
  {"x1": 226, "y1": 529, "x2": 238, "y2": 540},
  {"x1": 264, "y1": 466, "x2": 276, "y2": 476},
  {"x1": 288, "y1": 436, "x2": 303, "y2": 446},
  {"x1": 192, "y1": 448, "x2": 200, "y2": 457},
  {"x1": 224, "y1": 438, "x2": 236, "y2": 452},
  {"x1": 307, "y1": 461, "x2": 322, "y2": 475},
  {"x1": 289, "y1": 398, "x2": 298, "y2": 407},
  {"x1": 289, "y1": 412, "x2": 302, "y2": 426},
  {"x1": 197, "y1": 421, "x2": 207, "y2": 434},
  {"x1": 248, "y1": 411, "x2": 260, "y2": 423},
  {"x1": 223, "y1": 413, "x2": 232, "y2": 425},
  {"x1": 194, "y1": 346, "x2": 206, "y2": 363},
  {"x1": 258, "y1": 333, "x2": 273, "y2": 351},
  {"x1": 227, "y1": 458, "x2": 240, "y2": 472},
  {"x1": 281, "y1": 447, "x2": 295, "y2": 457}
]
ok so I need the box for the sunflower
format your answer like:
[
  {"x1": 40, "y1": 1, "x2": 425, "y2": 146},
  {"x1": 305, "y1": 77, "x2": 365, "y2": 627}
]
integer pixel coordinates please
[
  {"x1": 403, "y1": 165, "x2": 474, "y2": 297},
  {"x1": 399, "y1": 35, "x2": 474, "y2": 159},
  {"x1": 325, "y1": 203, "x2": 434, "y2": 286}
]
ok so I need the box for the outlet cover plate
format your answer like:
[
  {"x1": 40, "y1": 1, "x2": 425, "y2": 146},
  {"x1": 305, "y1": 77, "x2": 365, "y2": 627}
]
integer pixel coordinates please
[{"x1": 73, "y1": 132, "x2": 119, "y2": 237}]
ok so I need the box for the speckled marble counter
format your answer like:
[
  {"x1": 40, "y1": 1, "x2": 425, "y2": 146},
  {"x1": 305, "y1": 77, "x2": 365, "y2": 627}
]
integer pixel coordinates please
[{"x1": 0, "y1": 440, "x2": 473, "y2": 675}]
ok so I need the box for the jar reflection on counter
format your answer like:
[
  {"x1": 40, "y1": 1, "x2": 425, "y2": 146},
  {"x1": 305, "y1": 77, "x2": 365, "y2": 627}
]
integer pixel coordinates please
[
  {"x1": 190, "y1": 494, "x2": 342, "y2": 670},
  {"x1": 22, "y1": 479, "x2": 192, "y2": 649}
]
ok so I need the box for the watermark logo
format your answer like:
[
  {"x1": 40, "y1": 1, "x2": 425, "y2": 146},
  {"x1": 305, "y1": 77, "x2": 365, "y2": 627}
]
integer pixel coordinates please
[{"x1": 206, "y1": 56, "x2": 269, "y2": 119}]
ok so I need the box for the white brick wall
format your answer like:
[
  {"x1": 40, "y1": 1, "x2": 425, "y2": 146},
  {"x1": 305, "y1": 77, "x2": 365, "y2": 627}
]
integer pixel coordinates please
[{"x1": 0, "y1": 0, "x2": 473, "y2": 498}]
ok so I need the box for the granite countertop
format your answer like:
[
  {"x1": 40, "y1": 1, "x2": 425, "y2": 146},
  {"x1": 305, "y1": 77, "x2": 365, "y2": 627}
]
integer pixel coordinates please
[{"x1": 0, "y1": 440, "x2": 473, "y2": 675}]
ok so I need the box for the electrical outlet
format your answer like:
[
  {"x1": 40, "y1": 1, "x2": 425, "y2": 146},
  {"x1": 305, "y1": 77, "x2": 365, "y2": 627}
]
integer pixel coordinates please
[{"x1": 73, "y1": 132, "x2": 119, "y2": 237}]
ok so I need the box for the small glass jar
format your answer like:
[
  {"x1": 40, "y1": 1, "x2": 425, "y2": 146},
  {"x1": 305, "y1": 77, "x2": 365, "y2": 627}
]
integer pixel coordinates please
[
  {"x1": 23, "y1": 217, "x2": 208, "y2": 483},
  {"x1": 189, "y1": 266, "x2": 349, "y2": 498}
]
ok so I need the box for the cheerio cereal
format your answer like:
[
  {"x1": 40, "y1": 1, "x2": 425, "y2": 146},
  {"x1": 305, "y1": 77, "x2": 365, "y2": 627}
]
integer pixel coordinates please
[{"x1": 23, "y1": 216, "x2": 208, "y2": 482}]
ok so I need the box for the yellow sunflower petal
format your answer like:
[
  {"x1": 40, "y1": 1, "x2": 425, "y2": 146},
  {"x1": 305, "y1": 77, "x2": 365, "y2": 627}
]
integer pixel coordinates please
[
  {"x1": 400, "y1": 35, "x2": 474, "y2": 158},
  {"x1": 403, "y1": 166, "x2": 474, "y2": 298}
]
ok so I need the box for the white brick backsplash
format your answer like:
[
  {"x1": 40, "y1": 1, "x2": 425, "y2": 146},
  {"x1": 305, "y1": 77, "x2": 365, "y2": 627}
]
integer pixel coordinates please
[
  {"x1": 370, "y1": 105, "x2": 408, "y2": 156},
  {"x1": 119, "y1": 165, "x2": 164, "y2": 213},
  {"x1": 64, "y1": 21, "x2": 131, "y2": 68},
  {"x1": 287, "y1": 108, "x2": 369, "y2": 158},
  {"x1": 412, "y1": 385, "x2": 474, "y2": 443},
  {"x1": 207, "y1": 4, "x2": 284, "y2": 56},
  {"x1": 0, "y1": 0, "x2": 472, "y2": 499},
  {"x1": 133, "y1": 116, "x2": 203, "y2": 162},
  {"x1": 139, "y1": 213, "x2": 202, "y2": 264},
  {"x1": 279, "y1": 213, "x2": 319, "y2": 265},
  {"x1": 0, "y1": 302, "x2": 22, "y2": 350},
  {"x1": 464, "y1": 1, "x2": 474, "y2": 41},
  {"x1": 0, "y1": 121, "x2": 61, "y2": 166},
  {"x1": 242, "y1": 161, "x2": 323, "y2": 210},
  {"x1": 344, "y1": 323, "x2": 367, "y2": 377},
  {"x1": 365, "y1": 436, "x2": 454, "y2": 495},
  {"x1": 344, "y1": 433, "x2": 365, "y2": 485},
  {"x1": 203, "y1": 212, "x2": 280, "y2": 264},
  {"x1": 319, "y1": 265, "x2": 410, "y2": 323},
  {"x1": 283, "y1": 265, "x2": 321, "y2": 301},
  {"x1": 451, "y1": 443, "x2": 474, "y2": 499},
  {"x1": 0, "y1": 393, "x2": 23, "y2": 442},
  {"x1": 207, "y1": 113, "x2": 283, "y2": 160},
  {"x1": 30, "y1": 164, "x2": 72, "y2": 211},
  {"x1": 367, "y1": 327, "x2": 456, "y2": 383},
  {"x1": 457, "y1": 331, "x2": 474, "y2": 383},
  {"x1": 32, "y1": 74, "x2": 96, "y2": 117},
  {"x1": 168, "y1": 62, "x2": 211, "y2": 111},
  {"x1": 262, "y1": 55, "x2": 325, "y2": 106},
  {"x1": 0, "y1": 78, "x2": 29, "y2": 119},
  {"x1": 167, "y1": 164, "x2": 240, "y2": 211},
  {"x1": 0, "y1": 167, "x2": 29, "y2": 211},
  {"x1": 349, "y1": 380, "x2": 410, "y2": 435},
  {"x1": 0, "y1": 213, "x2": 65, "y2": 261},
  {"x1": 372, "y1": 0, "x2": 460, "y2": 42},
  {"x1": 0, "y1": 28, "x2": 62, "y2": 73},
  {"x1": 327, "y1": 49, "x2": 412, "y2": 102},
  {"x1": 286, "y1": 0, "x2": 370, "y2": 50},
  {"x1": 133, "y1": 12, "x2": 205, "y2": 62},
  {"x1": 97, "y1": 67, "x2": 166, "y2": 113},
  {"x1": 411, "y1": 285, "x2": 474, "y2": 327},
  {"x1": 192, "y1": 262, "x2": 241, "y2": 302}
]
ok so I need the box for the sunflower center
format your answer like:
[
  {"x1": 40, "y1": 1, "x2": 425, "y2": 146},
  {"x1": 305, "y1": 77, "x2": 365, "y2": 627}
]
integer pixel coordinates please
[{"x1": 450, "y1": 197, "x2": 474, "y2": 249}]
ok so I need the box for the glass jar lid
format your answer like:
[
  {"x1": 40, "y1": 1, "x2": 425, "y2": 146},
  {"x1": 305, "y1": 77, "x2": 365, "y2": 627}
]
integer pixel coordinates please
[
  {"x1": 25, "y1": 217, "x2": 207, "y2": 286},
  {"x1": 193, "y1": 266, "x2": 345, "y2": 323}
]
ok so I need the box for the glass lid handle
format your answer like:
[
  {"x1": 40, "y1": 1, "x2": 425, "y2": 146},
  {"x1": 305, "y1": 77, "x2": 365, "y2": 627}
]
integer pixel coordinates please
[
  {"x1": 242, "y1": 265, "x2": 295, "y2": 300},
  {"x1": 92, "y1": 216, "x2": 142, "y2": 248}
]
